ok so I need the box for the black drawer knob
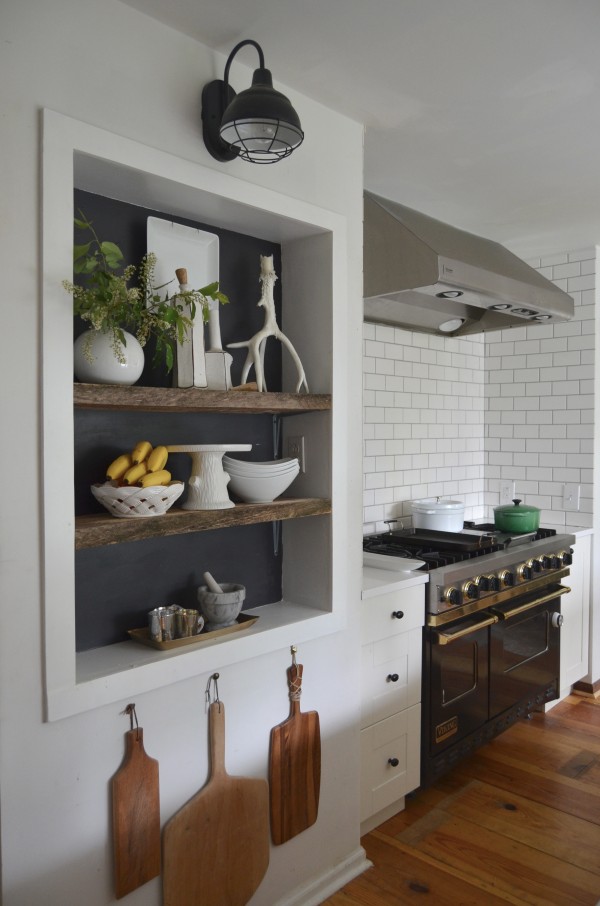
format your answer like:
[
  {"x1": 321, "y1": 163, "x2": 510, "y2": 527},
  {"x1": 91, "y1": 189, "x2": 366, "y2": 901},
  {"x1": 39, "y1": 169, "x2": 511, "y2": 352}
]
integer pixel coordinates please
[
  {"x1": 391, "y1": 610, "x2": 404, "y2": 619},
  {"x1": 387, "y1": 673, "x2": 399, "y2": 683},
  {"x1": 388, "y1": 757, "x2": 399, "y2": 767}
]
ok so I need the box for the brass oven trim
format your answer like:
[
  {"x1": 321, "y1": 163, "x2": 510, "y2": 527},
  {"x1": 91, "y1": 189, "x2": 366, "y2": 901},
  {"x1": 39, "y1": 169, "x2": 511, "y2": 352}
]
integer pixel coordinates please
[
  {"x1": 490, "y1": 585, "x2": 571, "y2": 620},
  {"x1": 433, "y1": 614, "x2": 499, "y2": 645}
]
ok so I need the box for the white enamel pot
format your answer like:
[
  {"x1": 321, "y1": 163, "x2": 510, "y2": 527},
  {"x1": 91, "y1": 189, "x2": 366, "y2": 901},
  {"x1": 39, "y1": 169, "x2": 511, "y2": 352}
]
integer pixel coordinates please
[{"x1": 410, "y1": 497, "x2": 465, "y2": 533}]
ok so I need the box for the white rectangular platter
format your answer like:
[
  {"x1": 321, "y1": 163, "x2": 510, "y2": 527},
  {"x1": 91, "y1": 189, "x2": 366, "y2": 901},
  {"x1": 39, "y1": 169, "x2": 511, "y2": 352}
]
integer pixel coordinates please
[{"x1": 147, "y1": 217, "x2": 219, "y2": 387}]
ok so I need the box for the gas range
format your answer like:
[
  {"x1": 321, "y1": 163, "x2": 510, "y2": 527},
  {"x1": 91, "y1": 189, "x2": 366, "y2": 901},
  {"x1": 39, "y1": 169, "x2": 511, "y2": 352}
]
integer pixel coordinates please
[{"x1": 363, "y1": 524, "x2": 575, "y2": 626}]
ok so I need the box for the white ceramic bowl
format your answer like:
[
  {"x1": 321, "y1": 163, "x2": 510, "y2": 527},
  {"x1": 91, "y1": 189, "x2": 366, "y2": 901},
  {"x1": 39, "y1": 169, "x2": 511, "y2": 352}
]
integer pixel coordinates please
[
  {"x1": 91, "y1": 481, "x2": 184, "y2": 517},
  {"x1": 225, "y1": 464, "x2": 300, "y2": 503},
  {"x1": 223, "y1": 456, "x2": 299, "y2": 476},
  {"x1": 224, "y1": 463, "x2": 299, "y2": 479}
]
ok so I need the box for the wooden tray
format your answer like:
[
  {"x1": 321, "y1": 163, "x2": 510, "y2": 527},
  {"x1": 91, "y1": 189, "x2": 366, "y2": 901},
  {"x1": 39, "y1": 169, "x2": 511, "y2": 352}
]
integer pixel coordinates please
[{"x1": 128, "y1": 614, "x2": 258, "y2": 651}]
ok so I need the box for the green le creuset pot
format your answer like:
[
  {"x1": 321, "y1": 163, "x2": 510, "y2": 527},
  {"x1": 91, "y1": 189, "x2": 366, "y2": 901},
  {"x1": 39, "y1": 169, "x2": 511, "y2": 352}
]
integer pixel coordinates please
[{"x1": 493, "y1": 498, "x2": 540, "y2": 533}]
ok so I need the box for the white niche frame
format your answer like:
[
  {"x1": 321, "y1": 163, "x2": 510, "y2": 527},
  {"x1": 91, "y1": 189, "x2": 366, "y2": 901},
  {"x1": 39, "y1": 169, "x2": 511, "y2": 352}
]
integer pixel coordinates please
[{"x1": 41, "y1": 109, "x2": 348, "y2": 721}]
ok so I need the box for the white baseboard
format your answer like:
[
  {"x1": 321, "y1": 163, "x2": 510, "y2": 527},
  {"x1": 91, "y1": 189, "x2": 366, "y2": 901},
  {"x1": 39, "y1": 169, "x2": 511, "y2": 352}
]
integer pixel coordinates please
[{"x1": 273, "y1": 846, "x2": 372, "y2": 906}]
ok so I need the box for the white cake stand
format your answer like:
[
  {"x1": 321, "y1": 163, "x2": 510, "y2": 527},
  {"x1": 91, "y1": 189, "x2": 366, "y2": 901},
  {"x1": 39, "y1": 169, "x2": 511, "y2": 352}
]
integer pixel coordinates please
[{"x1": 167, "y1": 444, "x2": 252, "y2": 510}]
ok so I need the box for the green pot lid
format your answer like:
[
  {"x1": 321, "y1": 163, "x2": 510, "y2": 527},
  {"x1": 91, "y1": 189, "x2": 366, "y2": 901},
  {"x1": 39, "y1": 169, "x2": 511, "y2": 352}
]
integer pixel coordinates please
[{"x1": 494, "y1": 498, "x2": 540, "y2": 515}]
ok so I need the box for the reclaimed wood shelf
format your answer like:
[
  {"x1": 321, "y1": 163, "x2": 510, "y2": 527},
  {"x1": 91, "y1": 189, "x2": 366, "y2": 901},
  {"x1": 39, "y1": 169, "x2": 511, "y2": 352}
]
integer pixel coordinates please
[
  {"x1": 73, "y1": 384, "x2": 331, "y2": 415},
  {"x1": 75, "y1": 497, "x2": 332, "y2": 549}
]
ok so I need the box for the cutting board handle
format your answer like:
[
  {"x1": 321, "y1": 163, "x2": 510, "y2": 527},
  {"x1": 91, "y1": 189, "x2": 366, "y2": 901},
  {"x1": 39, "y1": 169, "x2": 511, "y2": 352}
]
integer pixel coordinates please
[
  {"x1": 209, "y1": 701, "x2": 227, "y2": 777},
  {"x1": 123, "y1": 726, "x2": 145, "y2": 758},
  {"x1": 288, "y1": 662, "x2": 303, "y2": 716}
]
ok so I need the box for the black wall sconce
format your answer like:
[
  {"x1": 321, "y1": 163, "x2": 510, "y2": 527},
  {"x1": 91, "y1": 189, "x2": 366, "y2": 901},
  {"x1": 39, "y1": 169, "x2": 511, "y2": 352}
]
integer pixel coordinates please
[{"x1": 202, "y1": 39, "x2": 304, "y2": 164}]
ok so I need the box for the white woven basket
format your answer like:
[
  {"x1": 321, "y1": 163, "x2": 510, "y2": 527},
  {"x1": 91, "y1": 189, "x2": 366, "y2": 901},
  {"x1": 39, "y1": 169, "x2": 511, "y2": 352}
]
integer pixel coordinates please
[{"x1": 91, "y1": 482, "x2": 184, "y2": 518}]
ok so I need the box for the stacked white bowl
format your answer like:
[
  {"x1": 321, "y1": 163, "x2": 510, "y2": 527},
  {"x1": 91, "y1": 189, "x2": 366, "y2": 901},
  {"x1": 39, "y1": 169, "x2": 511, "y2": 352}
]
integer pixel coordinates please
[{"x1": 223, "y1": 455, "x2": 300, "y2": 503}]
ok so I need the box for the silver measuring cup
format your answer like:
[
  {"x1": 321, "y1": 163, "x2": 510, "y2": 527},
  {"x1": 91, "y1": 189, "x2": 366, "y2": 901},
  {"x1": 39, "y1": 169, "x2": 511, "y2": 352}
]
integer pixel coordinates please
[
  {"x1": 148, "y1": 605, "x2": 178, "y2": 642},
  {"x1": 175, "y1": 608, "x2": 205, "y2": 638}
]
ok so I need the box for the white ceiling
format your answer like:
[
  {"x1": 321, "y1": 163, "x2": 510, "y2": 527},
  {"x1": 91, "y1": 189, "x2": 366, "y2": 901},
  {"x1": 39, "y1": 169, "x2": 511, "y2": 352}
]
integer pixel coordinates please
[{"x1": 123, "y1": 0, "x2": 600, "y2": 257}]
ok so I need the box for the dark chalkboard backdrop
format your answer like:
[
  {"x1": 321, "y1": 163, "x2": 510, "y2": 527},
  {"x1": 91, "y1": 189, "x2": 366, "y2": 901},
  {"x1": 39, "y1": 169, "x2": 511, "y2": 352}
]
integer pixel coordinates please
[{"x1": 73, "y1": 190, "x2": 284, "y2": 651}]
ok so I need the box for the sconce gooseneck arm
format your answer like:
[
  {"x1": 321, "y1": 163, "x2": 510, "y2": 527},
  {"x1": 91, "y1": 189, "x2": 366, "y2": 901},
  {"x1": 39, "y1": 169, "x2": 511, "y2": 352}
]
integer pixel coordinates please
[{"x1": 223, "y1": 39, "x2": 265, "y2": 91}]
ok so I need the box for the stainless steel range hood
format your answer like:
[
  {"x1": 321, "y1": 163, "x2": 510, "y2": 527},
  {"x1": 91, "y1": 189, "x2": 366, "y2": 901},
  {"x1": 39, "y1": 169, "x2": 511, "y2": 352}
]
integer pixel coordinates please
[{"x1": 364, "y1": 192, "x2": 574, "y2": 337}]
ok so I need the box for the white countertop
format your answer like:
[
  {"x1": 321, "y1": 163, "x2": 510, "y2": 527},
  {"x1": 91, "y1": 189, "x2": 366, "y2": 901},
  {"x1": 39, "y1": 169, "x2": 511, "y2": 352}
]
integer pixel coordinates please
[
  {"x1": 567, "y1": 526, "x2": 593, "y2": 538},
  {"x1": 362, "y1": 565, "x2": 428, "y2": 599}
]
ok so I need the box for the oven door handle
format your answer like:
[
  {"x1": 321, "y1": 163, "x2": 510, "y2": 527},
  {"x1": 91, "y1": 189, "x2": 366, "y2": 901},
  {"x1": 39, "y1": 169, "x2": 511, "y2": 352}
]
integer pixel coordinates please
[
  {"x1": 433, "y1": 614, "x2": 499, "y2": 645},
  {"x1": 491, "y1": 585, "x2": 571, "y2": 620}
]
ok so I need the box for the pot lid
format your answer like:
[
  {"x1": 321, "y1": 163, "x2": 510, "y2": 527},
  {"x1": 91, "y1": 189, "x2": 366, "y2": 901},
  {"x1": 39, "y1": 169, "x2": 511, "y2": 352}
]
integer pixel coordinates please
[
  {"x1": 493, "y1": 498, "x2": 540, "y2": 515},
  {"x1": 411, "y1": 497, "x2": 464, "y2": 513}
]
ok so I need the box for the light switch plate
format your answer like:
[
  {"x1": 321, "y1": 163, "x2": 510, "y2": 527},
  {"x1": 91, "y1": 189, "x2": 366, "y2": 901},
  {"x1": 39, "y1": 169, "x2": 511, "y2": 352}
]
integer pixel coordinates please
[
  {"x1": 500, "y1": 481, "x2": 515, "y2": 505},
  {"x1": 563, "y1": 483, "x2": 580, "y2": 512}
]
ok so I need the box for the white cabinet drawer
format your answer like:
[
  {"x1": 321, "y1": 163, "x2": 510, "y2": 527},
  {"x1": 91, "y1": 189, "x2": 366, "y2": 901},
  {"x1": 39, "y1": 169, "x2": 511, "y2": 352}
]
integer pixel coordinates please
[
  {"x1": 360, "y1": 627, "x2": 422, "y2": 728},
  {"x1": 361, "y1": 585, "x2": 424, "y2": 644},
  {"x1": 360, "y1": 705, "x2": 421, "y2": 821}
]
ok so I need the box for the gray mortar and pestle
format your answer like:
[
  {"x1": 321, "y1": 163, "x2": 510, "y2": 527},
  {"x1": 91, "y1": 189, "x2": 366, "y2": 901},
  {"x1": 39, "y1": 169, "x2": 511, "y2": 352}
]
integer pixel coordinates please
[{"x1": 197, "y1": 572, "x2": 246, "y2": 631}]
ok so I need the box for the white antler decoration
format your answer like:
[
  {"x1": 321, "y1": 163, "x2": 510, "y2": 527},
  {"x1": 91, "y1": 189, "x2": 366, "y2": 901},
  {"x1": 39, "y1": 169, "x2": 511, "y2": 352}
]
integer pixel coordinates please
[{"x1": 227, "y1": 255, "x2": 308, "y2": 393}]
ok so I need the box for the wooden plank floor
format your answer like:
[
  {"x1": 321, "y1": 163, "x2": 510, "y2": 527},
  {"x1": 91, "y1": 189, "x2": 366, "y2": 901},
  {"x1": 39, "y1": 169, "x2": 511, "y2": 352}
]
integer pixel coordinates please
[{"x1": 323, "y1": 695, "x2": 600, "y2": 905}]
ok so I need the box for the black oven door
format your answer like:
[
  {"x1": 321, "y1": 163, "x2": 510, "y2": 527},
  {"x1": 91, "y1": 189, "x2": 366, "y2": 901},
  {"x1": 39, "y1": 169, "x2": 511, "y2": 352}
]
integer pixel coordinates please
[
  {"x1": 489, "y1": 585, "x2": 570, "y2": 717},
  {"x1": 426, "y1": 613, "x2": 496, "y2": 757}
]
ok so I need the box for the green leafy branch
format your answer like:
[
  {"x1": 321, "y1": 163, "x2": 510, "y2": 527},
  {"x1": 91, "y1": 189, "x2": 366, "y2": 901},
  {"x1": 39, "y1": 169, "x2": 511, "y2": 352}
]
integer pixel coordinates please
[{"x1": 63, "y1": 212, "x2": 229, "y2": 371}]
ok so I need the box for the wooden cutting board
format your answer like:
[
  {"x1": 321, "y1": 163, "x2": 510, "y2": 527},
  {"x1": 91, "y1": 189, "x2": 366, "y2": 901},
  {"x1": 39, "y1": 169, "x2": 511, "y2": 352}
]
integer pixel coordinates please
[
  {"x1": 162, "y1": 701, "x2": 270, "y2": 906},
  {"x1": 269, "y1": 657, "x2": 321, "y2": 845},
  {"x1": 111, "y1": 727, "x2": 161, "y2": 899}
]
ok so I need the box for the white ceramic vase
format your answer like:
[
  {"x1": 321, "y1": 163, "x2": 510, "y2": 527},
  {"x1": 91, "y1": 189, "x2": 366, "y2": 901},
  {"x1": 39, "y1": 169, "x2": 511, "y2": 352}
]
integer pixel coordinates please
[{"x1": 73, "y1": 329, "x2": 144, "y2": 385}]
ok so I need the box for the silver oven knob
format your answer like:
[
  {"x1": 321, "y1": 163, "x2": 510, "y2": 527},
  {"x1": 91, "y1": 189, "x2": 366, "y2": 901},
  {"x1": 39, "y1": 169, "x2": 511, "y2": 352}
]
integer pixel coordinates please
[{"x1": 551, "y1": 612, "x2": 564, "y2": 628}]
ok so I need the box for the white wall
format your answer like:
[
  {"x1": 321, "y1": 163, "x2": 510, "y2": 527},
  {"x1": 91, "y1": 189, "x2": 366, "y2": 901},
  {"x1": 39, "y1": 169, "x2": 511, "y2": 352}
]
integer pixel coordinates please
[{"x1": 0, "y1": 2, "x2": 364, "y2": 904}]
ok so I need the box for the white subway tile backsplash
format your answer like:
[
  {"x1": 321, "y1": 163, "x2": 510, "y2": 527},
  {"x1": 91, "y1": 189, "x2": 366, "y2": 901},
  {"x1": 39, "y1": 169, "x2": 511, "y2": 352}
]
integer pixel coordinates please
[
  {"x1": 568, "y1": 334, "x2": 595, "y2": 351},
  {"x1": 514, "y1": 339, "x2": 541, "y2": 355},
  {"x1": 364, "y1": 406, "x2": 384, "y2": 423},
  {"x1": 552, "y1": 262, "x2": 581, "y2": 279},
  {"x1": 375, "y1": 358, "x2": 395, "y2": 375},
  {"x1": 375, "y1": 325, "x2": 396, "y2": 342},
  {"x1": 363, "y1": 390, "x2": 376, "y2": 407},
  {"x1": 554, "y1": 320, "x2": 583, "y2": 337},
  {"x1": 539, "y1": 367, "x2": 566, "y2": 381},
  {"x1": 365, "y1": 440, "x2": 386, "y2": 457},
  {"x1": 568, "y1": 364, "x2": 594, "y2": 380},
  {"x1": 364, "y1": 339, "x2": 386, "y2": 358},
  {"x1": 567, "y1": 274, "x2": 595, "y2": 292},
  {"x1": 553, "y1": 409, "x2": 581, "y2": 424},
  {"x1": 375, "y1": 390, "x2": 395, "y2": 407},
  {"x1": 364, "y1": 373, "x2": 387, "y2": 391}
]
